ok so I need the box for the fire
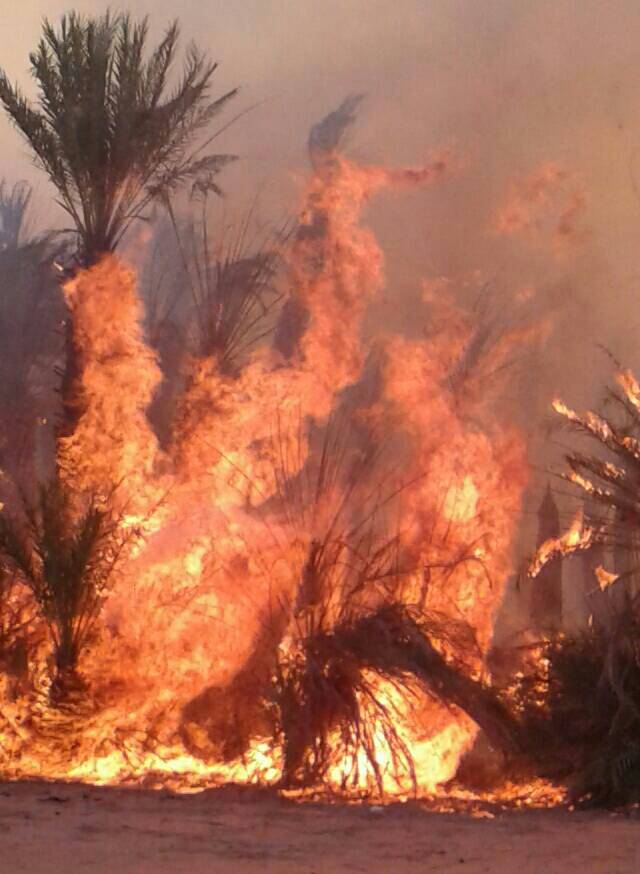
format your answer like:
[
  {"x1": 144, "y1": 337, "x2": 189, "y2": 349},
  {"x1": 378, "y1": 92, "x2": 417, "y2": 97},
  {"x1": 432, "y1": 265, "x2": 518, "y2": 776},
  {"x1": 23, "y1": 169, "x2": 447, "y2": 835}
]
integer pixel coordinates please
[
  {"x1": 0, "y1": 144, "x2": 530, "y2": 800},
  {"x1": 494, "y1": 162, "x2": 587, "y2": 256},
  {"x1": 595, "y1": 565, "x2": 618, "y2": 592},
  {"x1": 529, "y1": 508, "x2": 594, "y2": 578},
  {"x1": 444, "y1": 476, "x2": 479, "y2": 523},
  {"x1": 58, "y1": 257, "x2": 164, "y2": 509}
]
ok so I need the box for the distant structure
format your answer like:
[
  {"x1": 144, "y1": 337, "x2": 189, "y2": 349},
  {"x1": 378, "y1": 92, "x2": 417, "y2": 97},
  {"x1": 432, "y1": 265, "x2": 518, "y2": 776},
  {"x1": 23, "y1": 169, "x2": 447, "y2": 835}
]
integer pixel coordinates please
[{"x1": 531, "y1": 484, "x2": 563, "y2": 631}]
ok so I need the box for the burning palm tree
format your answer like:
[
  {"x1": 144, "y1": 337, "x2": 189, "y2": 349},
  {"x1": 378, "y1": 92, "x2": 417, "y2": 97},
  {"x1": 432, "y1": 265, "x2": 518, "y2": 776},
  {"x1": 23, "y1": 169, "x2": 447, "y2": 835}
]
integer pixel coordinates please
[
  {"x1": 0, "y1": 11, "x2": 237, "y2": 434},
  {"x1": 181, "y1": 416, "x2": 522, "y2": 795},
  {"x1": 0, "y1": 12, "x2": 236, "y2": 266}
]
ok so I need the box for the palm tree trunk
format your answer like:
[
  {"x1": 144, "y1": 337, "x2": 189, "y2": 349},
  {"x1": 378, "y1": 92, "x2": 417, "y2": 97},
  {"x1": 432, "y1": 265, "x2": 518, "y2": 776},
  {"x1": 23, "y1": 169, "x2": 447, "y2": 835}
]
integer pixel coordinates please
[{"x1": 57, "y1": 313, "x2": 85, "y2": 439}]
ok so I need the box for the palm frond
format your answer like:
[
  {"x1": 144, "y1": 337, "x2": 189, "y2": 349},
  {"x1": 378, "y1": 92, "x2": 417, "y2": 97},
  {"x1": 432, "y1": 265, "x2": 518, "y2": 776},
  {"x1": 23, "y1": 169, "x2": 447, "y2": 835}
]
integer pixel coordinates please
[
  {"x1": 0, "y1": 12, "x2": 237, "y2": 264},
  {"x1": 0, "y1": 477, "x2": 139, "y2": 697}
]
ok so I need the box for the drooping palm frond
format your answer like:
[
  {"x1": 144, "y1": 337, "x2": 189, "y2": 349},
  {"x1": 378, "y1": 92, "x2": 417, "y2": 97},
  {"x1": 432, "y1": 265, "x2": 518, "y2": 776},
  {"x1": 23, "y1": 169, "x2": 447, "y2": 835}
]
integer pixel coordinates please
[
  {"x1": 178, "y1": 415, "x2": 521, "y2": 793},
  {"x1": 0, "y1": 11, "x2": 237, "y2": 265},
  {"x1": 0, "y1": 477, "x2": 139, "y2": 698},
  {"x1": 275, "y1": 602, "x2": 521, "y2": 794}
]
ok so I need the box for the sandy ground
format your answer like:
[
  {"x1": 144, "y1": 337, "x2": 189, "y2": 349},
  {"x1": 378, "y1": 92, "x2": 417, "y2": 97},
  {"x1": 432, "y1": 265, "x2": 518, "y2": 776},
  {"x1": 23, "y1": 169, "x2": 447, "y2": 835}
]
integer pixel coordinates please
[{"x1": 0, "y1": 781, "x2": 639, "y2": 873}]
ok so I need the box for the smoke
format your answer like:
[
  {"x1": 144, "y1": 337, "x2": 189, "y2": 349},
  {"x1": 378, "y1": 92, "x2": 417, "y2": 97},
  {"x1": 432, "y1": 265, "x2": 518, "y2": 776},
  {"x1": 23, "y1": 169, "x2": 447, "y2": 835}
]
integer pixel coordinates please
[{"x1": 3, "y1": 1, "x2": 640, "y2": 525}]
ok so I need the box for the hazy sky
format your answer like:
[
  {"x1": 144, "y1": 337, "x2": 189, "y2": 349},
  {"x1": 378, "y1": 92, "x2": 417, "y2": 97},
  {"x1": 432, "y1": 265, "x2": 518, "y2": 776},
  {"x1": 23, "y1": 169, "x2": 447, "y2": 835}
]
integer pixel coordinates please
[{"x1": 3, "y1": 0, "x2": 640, "y2": 408}]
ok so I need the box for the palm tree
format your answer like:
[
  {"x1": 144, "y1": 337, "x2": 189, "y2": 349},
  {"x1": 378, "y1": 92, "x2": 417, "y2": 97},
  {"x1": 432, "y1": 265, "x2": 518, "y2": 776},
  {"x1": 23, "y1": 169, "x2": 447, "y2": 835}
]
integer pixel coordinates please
[
  {"x1": 0, "y1": 180, "x2": 63, "y2": 495},
  {"x1": 0, "y1": 476, "x2": 139, "y2": 698},
  {"x1": 0, "y1": 12, "x2": 237, "y2": 434},
  {"x1": 0, "y1": 11, "x2": 237, "y2": 266}
]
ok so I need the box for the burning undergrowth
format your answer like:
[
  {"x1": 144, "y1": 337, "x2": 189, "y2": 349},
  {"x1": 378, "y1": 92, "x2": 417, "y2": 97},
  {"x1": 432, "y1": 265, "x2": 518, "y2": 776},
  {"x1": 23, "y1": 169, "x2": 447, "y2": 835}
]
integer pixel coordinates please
[{"x1": 0, "y1": 122, "x2": 534, "y2": 799}]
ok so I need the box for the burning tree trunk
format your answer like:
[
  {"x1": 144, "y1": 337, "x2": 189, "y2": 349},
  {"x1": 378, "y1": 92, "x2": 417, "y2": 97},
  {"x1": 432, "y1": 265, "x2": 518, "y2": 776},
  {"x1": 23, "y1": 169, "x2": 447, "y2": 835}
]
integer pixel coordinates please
[{"x1": 57, "y1": 315, "x2": 85, "y2": 440}]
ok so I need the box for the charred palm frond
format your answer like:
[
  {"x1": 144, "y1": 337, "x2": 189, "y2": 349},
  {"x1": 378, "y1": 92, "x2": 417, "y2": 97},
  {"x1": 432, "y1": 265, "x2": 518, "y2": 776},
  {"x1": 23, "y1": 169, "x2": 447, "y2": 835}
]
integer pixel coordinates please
[
  {"x1": 0, "y1": 478, "x2": 139, "y2": 698},
  {"x1": 0, "y1": 12, "x2": 237, "y2": 266},
  {"x1": 275, "y1": 622, "x2": 416, "y2": 794},
  {"x1": 167, "y1": 196, "x2": 288, "y2": 375}
]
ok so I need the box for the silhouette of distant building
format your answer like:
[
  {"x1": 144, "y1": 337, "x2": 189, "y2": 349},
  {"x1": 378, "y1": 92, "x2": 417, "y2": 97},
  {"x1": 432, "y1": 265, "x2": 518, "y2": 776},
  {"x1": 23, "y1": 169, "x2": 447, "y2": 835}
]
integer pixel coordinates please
[{"x1": 530, "y1": 484, "x2": 563, "y2": 631}]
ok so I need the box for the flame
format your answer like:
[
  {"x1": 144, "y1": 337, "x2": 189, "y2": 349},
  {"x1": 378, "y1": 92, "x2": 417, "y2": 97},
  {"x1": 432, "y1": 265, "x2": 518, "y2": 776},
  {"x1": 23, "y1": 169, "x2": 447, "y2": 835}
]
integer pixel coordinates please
[
  {"x1": 494, "y1": 162, "x2": 587, "y2": 256},
  {"x1": 444, "y1": 476, "x2": 479, "y2": 523},
  {"x1": 0, "y1": 148, "x2": 532, "y2": 800},
  {"x1": 529, "y1": 508, "x2": 594, "y2": 578},
  {"x1": 595, "y1": 565, "x2": 618, "y2": 592}
]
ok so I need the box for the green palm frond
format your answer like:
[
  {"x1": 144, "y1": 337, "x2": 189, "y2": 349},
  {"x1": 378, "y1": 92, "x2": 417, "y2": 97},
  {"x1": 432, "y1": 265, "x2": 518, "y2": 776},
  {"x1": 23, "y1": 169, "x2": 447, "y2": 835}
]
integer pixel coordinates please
[
  {"x1": 0, "y1": 477, "x2": 139, "y2": 694},
  {"x1": 0, "y1": 11, "x2": 237, "y2": 264}
]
